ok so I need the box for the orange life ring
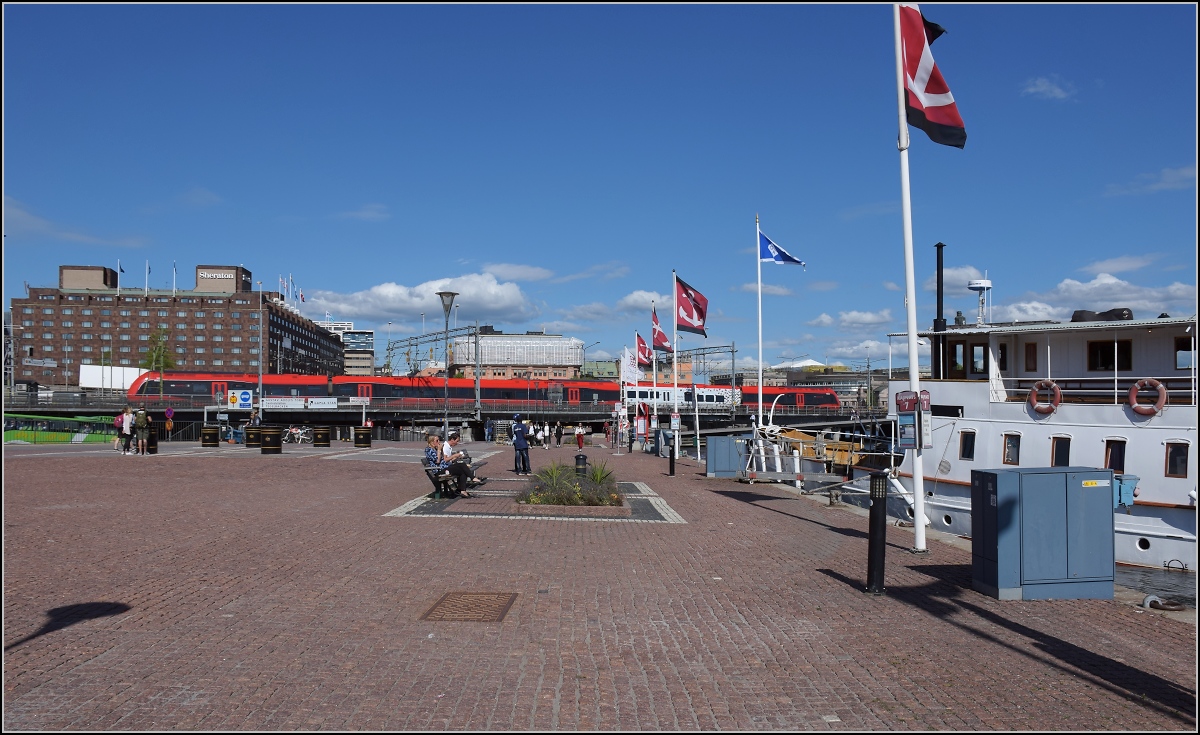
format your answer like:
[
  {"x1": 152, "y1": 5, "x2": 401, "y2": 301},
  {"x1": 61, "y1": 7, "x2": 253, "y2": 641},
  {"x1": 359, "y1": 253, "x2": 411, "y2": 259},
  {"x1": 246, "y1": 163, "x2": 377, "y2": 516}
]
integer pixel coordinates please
[
  {"x1": 1028, "y1": 380, "x2": 1061, "y2": 414},
  {"x1": 1128, "y1": 378, "x2": 1166, "y2": 416}
]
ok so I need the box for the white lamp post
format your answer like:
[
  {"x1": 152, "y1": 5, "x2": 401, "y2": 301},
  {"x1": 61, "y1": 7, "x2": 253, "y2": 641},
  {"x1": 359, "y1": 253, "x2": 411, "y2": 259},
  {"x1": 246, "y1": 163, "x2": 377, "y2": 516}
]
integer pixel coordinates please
[
  {"x1": 436, "y1": 291, "x2": 457, "y2": 438},
  {"x1": 257, "y1": 281, "x2": 264, "y2": 419}
]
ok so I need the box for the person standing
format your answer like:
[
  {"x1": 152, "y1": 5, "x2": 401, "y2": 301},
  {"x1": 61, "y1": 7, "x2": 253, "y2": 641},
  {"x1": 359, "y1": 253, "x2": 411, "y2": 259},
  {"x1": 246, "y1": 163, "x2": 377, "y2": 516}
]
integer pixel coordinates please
[
  {"x1": 543, "y1": 422, "x2": 552, "y2": 450},
  {"x1": 575, "y1": 423, "x2": 585, "y2": 450},
  {"x1": 112, "y1": 411, "x2": 124, "y2": 451},
  {"x1": 554, "y1": 421, "x2": 564, "y2": 447},
  {"x1": 119, "y1": 406, "x2": 134, "y2": 455},
  {"x1": 485, "y1": 419, "x2": 493, "y2": 443},
  {"x1": 133, "y1": 406, "x2": 151, "y2": 456},
  {"x1": 248, "y1": 409, "x2": 262, "y2": 427},
  {"x1": 511, "y1": 414, "x2": 531, "y2": 475}
]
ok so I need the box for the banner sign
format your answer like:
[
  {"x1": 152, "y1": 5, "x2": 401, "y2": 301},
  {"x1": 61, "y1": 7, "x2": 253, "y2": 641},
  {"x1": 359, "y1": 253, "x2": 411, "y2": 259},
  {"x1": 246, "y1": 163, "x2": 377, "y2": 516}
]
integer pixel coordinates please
[{"x1": 262, "y1": 397, "x2": 305, "y2": 409}]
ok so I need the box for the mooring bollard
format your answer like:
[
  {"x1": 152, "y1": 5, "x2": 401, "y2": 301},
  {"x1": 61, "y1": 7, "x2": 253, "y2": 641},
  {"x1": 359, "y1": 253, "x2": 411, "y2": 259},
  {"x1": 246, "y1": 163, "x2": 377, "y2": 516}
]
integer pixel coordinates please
[{"x1": 866, "y1": 471, "x2": 889, "y2": 595}]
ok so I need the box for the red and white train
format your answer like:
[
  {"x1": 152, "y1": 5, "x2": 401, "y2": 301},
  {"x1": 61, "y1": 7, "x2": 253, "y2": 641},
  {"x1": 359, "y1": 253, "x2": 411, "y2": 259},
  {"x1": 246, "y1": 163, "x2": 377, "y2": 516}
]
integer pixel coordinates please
[{"x1": 127, "y1": 372, "x2": 841, "y2": 411}]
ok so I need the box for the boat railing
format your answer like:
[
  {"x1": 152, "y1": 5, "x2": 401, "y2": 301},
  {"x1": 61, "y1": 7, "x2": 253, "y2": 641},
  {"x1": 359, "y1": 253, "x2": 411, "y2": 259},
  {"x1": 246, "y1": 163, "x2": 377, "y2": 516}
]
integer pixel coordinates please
[{"x1": 998, "y1": 375, "x2": 1196, "y2": 406}]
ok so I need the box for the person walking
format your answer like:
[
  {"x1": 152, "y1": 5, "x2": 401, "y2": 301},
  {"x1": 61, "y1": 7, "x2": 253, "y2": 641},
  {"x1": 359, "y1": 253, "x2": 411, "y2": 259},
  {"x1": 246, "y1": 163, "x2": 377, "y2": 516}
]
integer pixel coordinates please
[
  {"x1": 511, "y1": 414, "x2": 531, "y2": 475},
  {"x1": 554, "y1": 421, "x2": 564, "y2": 447},
  {"x1": 575, "y1": 423, "x2": 585, "y2": 450},
  {"x1": 112, "y1": 411, "x2": 124, "y2": 451}
]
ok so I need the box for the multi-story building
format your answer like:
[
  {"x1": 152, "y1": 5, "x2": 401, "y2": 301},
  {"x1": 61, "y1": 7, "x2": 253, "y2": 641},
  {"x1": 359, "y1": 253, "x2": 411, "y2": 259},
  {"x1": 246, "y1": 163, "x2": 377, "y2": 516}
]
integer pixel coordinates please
[
  {"x1": 9, "y1": 265, "x2": 343, "y2": 386},
  {"x1": 313, "y1": 319, "x2": 376, "y2": 376},
  {"x1": 450, "y1": 327, "x2": 583, "y2": 380}
]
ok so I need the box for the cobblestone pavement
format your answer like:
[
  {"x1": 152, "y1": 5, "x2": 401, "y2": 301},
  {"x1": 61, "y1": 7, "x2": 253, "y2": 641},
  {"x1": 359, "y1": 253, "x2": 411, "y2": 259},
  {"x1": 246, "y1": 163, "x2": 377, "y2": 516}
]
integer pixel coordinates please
[{"x1": 3, "y1": 441, "x2": 1196, "y2": 730}]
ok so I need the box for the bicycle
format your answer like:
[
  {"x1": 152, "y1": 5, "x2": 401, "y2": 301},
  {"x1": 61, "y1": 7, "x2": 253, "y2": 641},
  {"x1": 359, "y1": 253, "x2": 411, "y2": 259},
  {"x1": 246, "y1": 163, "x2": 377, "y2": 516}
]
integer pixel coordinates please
[{"x1": 282, "y1": 426, "x2": 313, "y2": 444}]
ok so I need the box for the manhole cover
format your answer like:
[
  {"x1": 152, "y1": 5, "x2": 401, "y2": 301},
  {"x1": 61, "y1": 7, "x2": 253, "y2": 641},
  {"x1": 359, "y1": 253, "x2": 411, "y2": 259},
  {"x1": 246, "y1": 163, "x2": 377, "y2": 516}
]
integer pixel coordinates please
[{"x1": 420, "y1": 592, "x2": 518, "y2": 622}]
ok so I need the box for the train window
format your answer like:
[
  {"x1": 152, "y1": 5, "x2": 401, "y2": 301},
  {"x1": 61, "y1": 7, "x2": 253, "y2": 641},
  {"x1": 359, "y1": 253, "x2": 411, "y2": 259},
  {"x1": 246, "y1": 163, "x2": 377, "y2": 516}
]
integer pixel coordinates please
[{"x1": 638, "y1": 391, "x2": 648, "y2": 399}]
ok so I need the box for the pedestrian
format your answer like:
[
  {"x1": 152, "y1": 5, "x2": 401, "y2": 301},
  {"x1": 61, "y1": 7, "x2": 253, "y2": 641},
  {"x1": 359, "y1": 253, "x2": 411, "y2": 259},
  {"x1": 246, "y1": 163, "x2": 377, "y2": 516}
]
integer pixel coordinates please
[
  {"x1": 112, "y1": 411, "x2": 124, "y2": 451},
  {"x1": 485, "y1": 419, "x2": 494, "y2": 443},
  {"x1": 536, "y1": 425, "x2": 546, "y2": 449},
  {"x1": 134, "y1": 406, "x2": 151, "y2": 456},
  {"x1": 248, "y1": 409, "x2": 262, "y2": 427},
  {"x1": 120, "y1": 406, "x2": 134, "y2": 455},
  {"x1": 575, "y1": 423, "x2": 585, "y2": 450},
  {"x1": 554, "y1": 421, "x2": 563, "y2": 447},
  {"x1": 543, "y1": 422, "x2": 552, "y2": 449},
  {"x1": 511, "y1": 414, "x2": 531, "y2": 475}
]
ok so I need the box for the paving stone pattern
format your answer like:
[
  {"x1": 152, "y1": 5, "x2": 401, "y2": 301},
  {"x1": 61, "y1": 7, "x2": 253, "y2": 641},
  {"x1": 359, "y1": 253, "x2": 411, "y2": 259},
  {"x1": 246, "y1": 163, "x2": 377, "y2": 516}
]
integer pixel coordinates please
[{"x1": 3, "y1": 442, "x2": 1195, "y2": 730}]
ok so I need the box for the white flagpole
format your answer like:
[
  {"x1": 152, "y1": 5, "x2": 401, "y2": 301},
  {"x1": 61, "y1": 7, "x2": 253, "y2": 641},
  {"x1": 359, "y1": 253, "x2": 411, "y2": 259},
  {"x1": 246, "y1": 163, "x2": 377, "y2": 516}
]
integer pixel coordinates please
[
  {"x1": 651, "y1": 302, "x2": 658, "y2": 436},
  {"x1": 894, "y1": 2, "x2": 928, "y2": 552},
  {"x1": 756, "y1": 213, "x2": 764, "y2": 428},
  {"x1": 144, "y1": 260, "x2": 149, "y2": 296},
  {"x1": 172, "y1": 261, "x2": 176, "y2": 297},
  {"x1": 672, "y1": 270, "x2": 679, "y2": 459},
  {"x1": 116, "y1": 259, "x2": 121, "y2": 295}
]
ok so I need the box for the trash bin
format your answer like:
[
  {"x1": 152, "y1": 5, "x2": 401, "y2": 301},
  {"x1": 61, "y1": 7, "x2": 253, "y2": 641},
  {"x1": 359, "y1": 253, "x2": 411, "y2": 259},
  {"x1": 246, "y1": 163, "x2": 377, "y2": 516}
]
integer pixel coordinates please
[
  {"x1": 244, "y1": 426, "x2": 262, "y2": 448},
  {"x1": 147, "y1": 430, "x2": 158, "y2": 455},
  {"x1": 313, "y1": 426, "x2": 331, "y2": 447},
  {"x1": 201, "y1": 424, "x2": 221, "y2": 448},
  {"x1": 260, "y1": 426, "x2": 283, "y2": 455},
  {"x1": 575, "y1": 453, "x2": 588, "y2": 477},
  {"x1": 353, "y1": 426, "x2": 371, "y2": 448}
]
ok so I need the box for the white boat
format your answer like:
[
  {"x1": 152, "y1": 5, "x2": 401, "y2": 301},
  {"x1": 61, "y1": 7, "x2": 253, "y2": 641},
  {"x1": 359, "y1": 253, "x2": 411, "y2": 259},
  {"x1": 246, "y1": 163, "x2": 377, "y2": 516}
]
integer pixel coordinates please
[{"x1": 885, "y1": 311, "x2": 1196, "y2": 571}]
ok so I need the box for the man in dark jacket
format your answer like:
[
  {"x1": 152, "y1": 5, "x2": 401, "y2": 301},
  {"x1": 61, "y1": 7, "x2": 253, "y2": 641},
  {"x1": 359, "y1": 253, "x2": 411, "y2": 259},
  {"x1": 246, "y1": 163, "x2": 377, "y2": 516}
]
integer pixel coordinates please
[{"x1": 510, "y1": 414, "x2": 531, "y2": 475}]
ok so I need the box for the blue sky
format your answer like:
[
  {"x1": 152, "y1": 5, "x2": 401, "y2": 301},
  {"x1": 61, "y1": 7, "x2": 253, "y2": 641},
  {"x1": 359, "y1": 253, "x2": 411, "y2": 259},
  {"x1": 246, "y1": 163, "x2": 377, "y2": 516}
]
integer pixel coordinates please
[{"x1": 4, "y1": 3, "x2": 1196, "y2": 375}]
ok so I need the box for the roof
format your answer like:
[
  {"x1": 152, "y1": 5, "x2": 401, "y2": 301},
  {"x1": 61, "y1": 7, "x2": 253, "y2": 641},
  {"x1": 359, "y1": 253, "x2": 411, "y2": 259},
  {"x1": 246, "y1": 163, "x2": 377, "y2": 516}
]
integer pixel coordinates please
[{"x1": 888, "y1": 314, "x2": 1196, "y2": 338}]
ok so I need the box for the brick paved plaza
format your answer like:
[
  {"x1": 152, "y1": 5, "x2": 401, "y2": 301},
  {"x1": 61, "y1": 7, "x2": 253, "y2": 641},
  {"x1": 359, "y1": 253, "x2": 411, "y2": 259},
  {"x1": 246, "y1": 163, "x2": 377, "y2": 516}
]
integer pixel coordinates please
[{"x1": 3, "y1": 440, "x2": 1196, "y2": 730}]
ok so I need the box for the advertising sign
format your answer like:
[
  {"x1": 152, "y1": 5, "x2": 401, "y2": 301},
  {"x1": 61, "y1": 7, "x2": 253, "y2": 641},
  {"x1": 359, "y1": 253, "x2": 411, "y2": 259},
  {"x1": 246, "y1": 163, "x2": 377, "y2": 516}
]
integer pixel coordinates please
[
  {"x1": 262, "y1": 397, "x2": 305, "y2": 409},
  {"x1": 306, "y1": 397, "x2": 337, "y2": 409}
]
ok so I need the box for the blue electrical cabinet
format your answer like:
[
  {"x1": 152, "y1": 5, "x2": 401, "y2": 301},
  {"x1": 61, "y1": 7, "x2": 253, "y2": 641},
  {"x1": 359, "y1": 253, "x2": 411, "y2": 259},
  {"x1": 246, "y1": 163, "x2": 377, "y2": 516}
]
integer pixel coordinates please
[
  {"x1": 705, "y1": 434, "x2": 751, "y2": 477},
  {"x1": 970, "y1": 467, "x2": 1114, "y2": 601}
]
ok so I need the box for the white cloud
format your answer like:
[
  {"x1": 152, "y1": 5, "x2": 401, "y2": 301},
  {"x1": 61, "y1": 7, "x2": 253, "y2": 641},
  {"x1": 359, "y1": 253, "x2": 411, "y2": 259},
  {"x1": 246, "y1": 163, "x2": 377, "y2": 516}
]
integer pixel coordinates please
[
  {"x1": 306, "y1": 272, "x2": 534, "y2": 324},
  {"x1": 991, "y1": 273, "x2": 1196, "y2": 323},
  {"x1": 1104, "y1": 166, "x2": 1196, "y2": 197},
  {"x1": 922, "y1": 265, "x2": 984, "y2": 294},
  {"x1": 615, "y1": 290, "x2": 668, "y2": 313},
  {"x1": 826, "y1": 339, "x2": 897, "y2": 361},
  {"x1": 740, "y1": 283, "x2": 793, "y2": 296},
  {"x1": 1079, "y1": 254, "x2": 1158, "y2": 275},
  {"x1": 178, "y1": 187, "x2": 222, "y2": 208},
  {"x1": 483, "y1": 263, "x2": 554, "y2": 281},
  {"x1": 1021, "y1": 75, "x2": 1076, "y2": 100},
  {"x1": 335, "y1": 203, "x2": 391, "y2": 221},
  {"x1": 3, "y1": 195, "x2": 143, "y2": 247},
  {"x1": 882, "y1": 281, "x2": 901, "y2": 291},
  {"x1": 839, "y1": 309, "x2": 892, "y2": 328},
  {"x1": 559, "y1": 302, "x2": 613, "y2": 322},
  {"x1": 807, "y1": 313, "x2": 834, "y2": 327},
  {"x1": 551, "y1": 261, "x2": 629, "y2": 283}
]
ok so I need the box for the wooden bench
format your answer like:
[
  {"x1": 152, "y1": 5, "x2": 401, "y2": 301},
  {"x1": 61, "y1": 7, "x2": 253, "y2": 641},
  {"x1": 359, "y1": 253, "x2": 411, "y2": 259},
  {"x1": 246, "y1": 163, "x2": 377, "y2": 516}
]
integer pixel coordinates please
[{"x1": 421, "y1": 457, "x2": 456, "y2": 499}]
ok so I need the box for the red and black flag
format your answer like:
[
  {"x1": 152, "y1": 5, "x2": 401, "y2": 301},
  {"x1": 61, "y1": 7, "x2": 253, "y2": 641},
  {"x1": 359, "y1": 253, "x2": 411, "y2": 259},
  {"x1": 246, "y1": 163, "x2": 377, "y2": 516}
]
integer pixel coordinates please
[
  {"x1": 899, "y1": 3, "x2": 966, "y2": 149},
  {"x1": 652, "y1": 307, "x2": 673, "y2": 352},
  {"x1": 636, "y1": 333, "x2": 653, "y2": 366},
  {"x1": 675, "y1": 276, "x2": 709, "y2": 337}
]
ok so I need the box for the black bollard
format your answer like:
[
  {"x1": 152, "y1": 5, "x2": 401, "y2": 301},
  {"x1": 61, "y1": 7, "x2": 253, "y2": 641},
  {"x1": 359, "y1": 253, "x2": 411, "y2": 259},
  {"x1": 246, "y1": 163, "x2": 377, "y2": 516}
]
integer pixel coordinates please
[
  {"x1": 865, "y1": 471, "x2": 889, "y2": 595},
  {"x1": 575, "y1": 453, "x2": 588, "y2": 477},
  {"x1": 669, "y1": 444, "x2": 675, "y2": 476}
]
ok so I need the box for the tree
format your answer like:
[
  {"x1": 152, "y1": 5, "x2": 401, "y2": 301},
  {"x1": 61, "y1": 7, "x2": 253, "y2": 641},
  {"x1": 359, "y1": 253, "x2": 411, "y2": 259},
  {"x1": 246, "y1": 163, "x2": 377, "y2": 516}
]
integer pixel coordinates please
[{"x1": 139, "y1": 328, "x2": 176, "y2": 399}]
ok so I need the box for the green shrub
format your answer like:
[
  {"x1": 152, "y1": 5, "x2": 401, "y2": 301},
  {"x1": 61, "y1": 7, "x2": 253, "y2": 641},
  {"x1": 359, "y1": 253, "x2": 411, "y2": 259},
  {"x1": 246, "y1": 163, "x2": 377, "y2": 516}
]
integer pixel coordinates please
[{"x1": 516, "y1": 461, "x2": 622, "y2": 506}]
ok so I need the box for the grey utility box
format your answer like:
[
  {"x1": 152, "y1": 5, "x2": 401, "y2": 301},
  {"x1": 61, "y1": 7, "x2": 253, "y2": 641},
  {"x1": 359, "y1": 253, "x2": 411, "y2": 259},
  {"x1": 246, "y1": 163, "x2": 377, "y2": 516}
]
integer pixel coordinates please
[
  {"x1": 705, "y1": 434, "x2": 751, "y2": 478},
  {"x1": 970, "y1": 467, "x2": 1114, "y2": 601}
]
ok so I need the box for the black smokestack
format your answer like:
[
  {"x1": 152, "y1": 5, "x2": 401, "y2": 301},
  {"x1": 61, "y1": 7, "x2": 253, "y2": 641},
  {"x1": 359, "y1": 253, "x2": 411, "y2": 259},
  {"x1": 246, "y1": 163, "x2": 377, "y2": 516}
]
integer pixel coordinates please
[{"x1": 933, "y1": 242, "x2": 947, "y2": 379}]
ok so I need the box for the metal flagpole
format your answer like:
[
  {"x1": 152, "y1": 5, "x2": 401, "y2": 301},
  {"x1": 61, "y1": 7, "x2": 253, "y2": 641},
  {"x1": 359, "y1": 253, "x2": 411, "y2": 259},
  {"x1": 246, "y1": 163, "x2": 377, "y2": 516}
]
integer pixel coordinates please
[
  {"x1": 672, "y1": 270, "x2": 679, "y2": 460},
  {"x1": 894, "y1": 2, "x2": 928, "y2": 552},
  {"x1": 144, "y1": 261, "x2": 149, "y2": 297},
  {"x1": 756, "y1": 213, "x2": 764, "y2": 428},
  {"x1": 651, "y1": 301, "x2": 658, "y2": 440}
]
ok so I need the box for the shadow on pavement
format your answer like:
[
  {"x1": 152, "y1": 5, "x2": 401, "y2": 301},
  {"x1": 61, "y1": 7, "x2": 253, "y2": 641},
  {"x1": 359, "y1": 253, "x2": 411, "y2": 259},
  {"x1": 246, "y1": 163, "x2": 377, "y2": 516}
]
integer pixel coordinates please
[
  {"x1": 4, "y1": 602, "x2": 131, "y2": 651},
  {"x1": 820, "y1": 565, "x2": 1195, "y2": 725}
]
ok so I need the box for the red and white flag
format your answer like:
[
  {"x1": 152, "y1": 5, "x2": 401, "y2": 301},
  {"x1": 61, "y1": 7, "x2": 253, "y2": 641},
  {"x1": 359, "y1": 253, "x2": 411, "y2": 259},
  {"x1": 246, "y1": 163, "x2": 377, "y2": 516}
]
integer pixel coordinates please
[
  {"x1": 652, "y1": 307, "x2": 673, "y2": 352},
  {"x1": 675, "y1": 276, "x2": 709, "y2": 337},
  {"x1": 636, "y1": 333, "x2": 652, "y2": 366},
  {"x1": 899, "y1": 3, "x2": 966, "y2": 149}
]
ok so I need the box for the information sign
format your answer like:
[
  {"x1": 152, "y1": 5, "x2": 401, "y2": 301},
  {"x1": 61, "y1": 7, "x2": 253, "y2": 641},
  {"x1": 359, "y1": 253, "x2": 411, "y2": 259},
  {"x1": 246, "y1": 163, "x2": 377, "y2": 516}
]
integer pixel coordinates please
[
  {"x1": 670, "y1": 413, "x2": 680, "y2": 431},
  {"x1": 348, "y1": 397, "x2": 371, "y2": 405},
  {"x1": 897, "y1": 412, "x2": 917, "y2": 449},
  {"x1": 306, "y1": 397, "x2": 337, "y2": 409},
  {"x1": 262, "y1": 397, "x2": 305, "y2": 409},
  {"x1": 236, "y1": 390, "x2": 254, "y2": 410}
]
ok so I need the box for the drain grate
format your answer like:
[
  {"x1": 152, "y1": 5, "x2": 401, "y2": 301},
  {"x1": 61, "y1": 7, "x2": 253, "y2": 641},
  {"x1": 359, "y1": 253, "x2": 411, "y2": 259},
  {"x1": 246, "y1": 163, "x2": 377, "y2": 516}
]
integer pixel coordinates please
[{"x1": 420, "y1": 592, "x2": 518, "y2": 622}]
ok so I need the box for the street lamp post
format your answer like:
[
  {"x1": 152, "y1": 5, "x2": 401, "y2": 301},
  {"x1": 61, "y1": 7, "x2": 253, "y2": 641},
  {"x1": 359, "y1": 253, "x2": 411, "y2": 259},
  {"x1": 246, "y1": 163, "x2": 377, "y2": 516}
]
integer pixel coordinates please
[
  {"x1": 386, "y1": 321, "x2": 392, "y2": 376},
  {"x1": 582, "y1": 341, "x2": 599, "y2": 379},
  {"x1": 257, "y1": 281, "x2": 264, "y2": 420},
  {"x1": 436, "y1": 291, "x2": 457, "y2": 439}
]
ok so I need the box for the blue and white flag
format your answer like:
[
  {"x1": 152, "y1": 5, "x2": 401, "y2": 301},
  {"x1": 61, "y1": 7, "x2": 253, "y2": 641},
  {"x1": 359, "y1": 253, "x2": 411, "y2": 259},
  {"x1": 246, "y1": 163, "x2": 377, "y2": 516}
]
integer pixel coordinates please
[{"x1": 759, "y1": 232, "x2": 805, "y2": 268}]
